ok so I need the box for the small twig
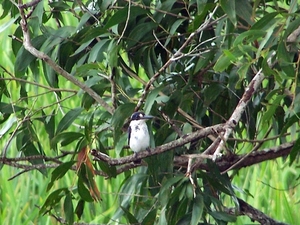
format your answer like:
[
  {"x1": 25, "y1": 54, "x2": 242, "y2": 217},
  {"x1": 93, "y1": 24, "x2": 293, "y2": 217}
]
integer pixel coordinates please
[
  {"x1": 212, "y1": 68, "x2": 264, "y2": 160},
  {"x1": 159, "y1": 110, "x2": 183, "y2": 137},
  {"x1": 124, "y1": 0, "x2": 190, "y2": 20},
  {"x1": 110, "y1": 68, "x2": 117, "y2": 109},
  {"x1": 0, "y1": 77, "x2": 77, "y2": 93},
  {"x1": 152, "y1": 30, "x2": 172, "y2": 55},
  {"x1": 117, "y1": 0, "x2": 131, "y2": 44},
  {"x1": 18, "y1": 0, "x2": 41, "y2": 9},
  {"x1": 220, "y1": 124, "x2": 273, "y2": 174},
  {"x1": 134, "y1": 5, "x2": 220, "y2": 112}
]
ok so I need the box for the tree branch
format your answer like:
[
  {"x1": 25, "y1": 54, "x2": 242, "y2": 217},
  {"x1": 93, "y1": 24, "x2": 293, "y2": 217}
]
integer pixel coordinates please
[
  {"x1": 212, "y1": 68, "x2": 265, "y2": 160},
  {"x1": 174, "y1": 142, "x2": 294, "y2": 172},
  {"x1": 226, "y1": 197, "x2": 289, "y2": 225},
  {"x1": 17, "y1": 1, "x2": 114, "y2": 114},
  {"x1": 91, "y1": 123, "x2": 225, "y2": 165},
  {"x1": 134, "y1": 5, "x2": 220, "y2": 112}
]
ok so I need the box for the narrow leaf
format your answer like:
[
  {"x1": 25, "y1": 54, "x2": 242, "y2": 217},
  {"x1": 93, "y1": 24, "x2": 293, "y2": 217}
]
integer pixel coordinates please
[
  {"x1": 191, "y1": 195, "x2": 204, "y2": 225},
  {"x1": 220, "y1": 0, "x2": 236, "y2": 26},
  {"x1": 47, "y1": 161, "x2": 75, "y2": 191},
  {"x1": 289, "y1": 138, "x2": 300, "y2": 166},
  {"x1": 64, "y1": 193, "x2": 74, "y2": 225},
  {"x1": 56, "y1": 107, "x2": 84, "y2": 135}
]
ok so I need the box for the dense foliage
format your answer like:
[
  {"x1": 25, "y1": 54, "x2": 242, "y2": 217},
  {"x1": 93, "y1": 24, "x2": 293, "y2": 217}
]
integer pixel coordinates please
[{"x1": 1, "y1": 0, "x2": 300, "y2": 224}]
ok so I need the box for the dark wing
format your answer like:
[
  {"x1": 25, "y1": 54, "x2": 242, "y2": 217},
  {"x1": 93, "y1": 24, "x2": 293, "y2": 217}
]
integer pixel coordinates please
[{"x1": 128, "y1": 125, "x2": 131, "y2": 145}]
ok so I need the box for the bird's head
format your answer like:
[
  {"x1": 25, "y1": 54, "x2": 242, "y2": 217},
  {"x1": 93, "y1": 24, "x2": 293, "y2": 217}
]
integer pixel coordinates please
[{"x1": 130, "y1": 112, "x2": 153, "y2": 121}]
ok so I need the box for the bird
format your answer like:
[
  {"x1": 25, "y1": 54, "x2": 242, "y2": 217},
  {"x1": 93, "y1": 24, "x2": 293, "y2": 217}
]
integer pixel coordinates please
[{"x1": 128, "y1": 112, "x2": 153, "y2": 163}]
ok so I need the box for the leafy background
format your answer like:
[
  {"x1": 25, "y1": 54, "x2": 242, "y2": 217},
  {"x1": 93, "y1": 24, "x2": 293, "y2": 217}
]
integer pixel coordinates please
[{"x1": 0, "y1": 0, "x2": 300, "y2": 224}]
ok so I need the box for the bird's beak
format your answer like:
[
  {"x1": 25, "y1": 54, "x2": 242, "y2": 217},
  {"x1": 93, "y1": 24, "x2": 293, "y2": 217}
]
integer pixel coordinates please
[{"x1": 142, "y1": 115, "x2": 154, "y2": 120}]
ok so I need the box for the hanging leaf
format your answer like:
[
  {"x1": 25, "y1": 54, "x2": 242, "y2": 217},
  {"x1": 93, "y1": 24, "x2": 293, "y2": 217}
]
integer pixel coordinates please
[{"x1": 56, "y1": 107, "x2": 84, "y2": 135}]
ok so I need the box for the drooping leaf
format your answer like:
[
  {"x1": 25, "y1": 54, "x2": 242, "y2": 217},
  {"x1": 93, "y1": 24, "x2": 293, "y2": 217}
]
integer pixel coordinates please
[
  {"x1": 121, "y1": 206, "x2": 139, "y2": 224},
  {"x1": 191, "y1": 194, "x2": 204, "y2": 225},
  {"x1": 220, "y1": 0, "x2": 236, "y2": 26},
  {"x1": 51, "y1": 132, "x2": 84, "y2": 149},
  {"x1": 40, "y1": 188, "x2": 69, "y2": 215},
  {"x1": 15, "y1": 35, "x2": 47, "y2": 73},
  {"x1": 75, "y1": 199, "x2": 85, "y2": 220},
  {"x1": 47, "y1": 161, "x2": 75, "y2": 191},
  {"x1": 56, "y1": 107, "x2": 84, "y2": 135},
  {"x1": 64, "y1": 192, "x2": 74, "y2": 225},
  {"x1": 289, "y1": 138, "x2": 300, "y2": 166},
  {"x1": 78, "y1": 174, "x2": 94, "y2": 202}
]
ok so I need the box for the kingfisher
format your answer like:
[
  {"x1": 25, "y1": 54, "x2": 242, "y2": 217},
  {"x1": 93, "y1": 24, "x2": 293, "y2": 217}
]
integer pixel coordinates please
[{"x1": 128, "y1": 112, "x2": 153, "y2": 162}]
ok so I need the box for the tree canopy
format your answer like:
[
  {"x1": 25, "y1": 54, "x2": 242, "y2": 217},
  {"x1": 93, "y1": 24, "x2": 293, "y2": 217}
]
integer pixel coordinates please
[{"x1": 0, "y1": 0, "x2": 300, "y2": 224}]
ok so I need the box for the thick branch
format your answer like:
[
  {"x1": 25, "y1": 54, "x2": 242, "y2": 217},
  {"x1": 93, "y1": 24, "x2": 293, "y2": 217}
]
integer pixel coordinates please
[
  {"x1": 287, "y1": 25, "x2": 300, "y2": 42},
  {"x1": 91, "y1": 123, "x2": 225, "y2": 165},
  {"x1": 226, "y1": 198, "x2": 289, "y2": 225},
  {"x1": 174, "y1": 142, "x2": 294, "y2": 172},
  {"x1": 17, "y1": 1, "x2": 114, "y2": 114}
]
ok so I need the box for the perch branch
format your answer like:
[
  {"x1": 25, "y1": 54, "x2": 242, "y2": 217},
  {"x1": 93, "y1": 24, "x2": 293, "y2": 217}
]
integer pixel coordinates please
[{"x1": 91, "y1": 123, "x2": 225, "y2": 165}]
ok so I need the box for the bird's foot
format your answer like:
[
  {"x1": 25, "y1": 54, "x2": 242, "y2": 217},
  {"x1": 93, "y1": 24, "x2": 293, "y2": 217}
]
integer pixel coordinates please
[{"x1": 133, "y1": 152, "x2": 141, "y2": 164}]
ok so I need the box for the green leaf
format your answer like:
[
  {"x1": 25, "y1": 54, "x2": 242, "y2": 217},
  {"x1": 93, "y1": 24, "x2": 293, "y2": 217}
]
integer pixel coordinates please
[
  {"x1": 88, "y1": 39, "x2": 110, "y2": 62},
  {"x1": 277, "y1": 42, "x2": 294, "y2": 77},
  {"x1": 202, "y1": 83, "x2": 225, "y2": 106},
  {"x1": 220, "y1": 0, "x2": 236, "y2": 26},
  {"x1": 142, "y1": 209, "x2": 157, "y2": 225},
  {"x1": 289, "y1": 138, "x2": 300, "y2": 166},
  {"x1": 56, "y1": 107, "x2": 84, "y2": 135},
  {"x1": 191, "y1": 195, "x2": 204, "y2": 225},
  {"x1": 42, "y1": 109, "x2": 56, "y2": 141},
  {"x1": 144, "y1": 86, "x2": 164, "y2": 114},
  {"x1": 0, "y1": 115, "x2": 17, "y2": 137},
  {"x1": 64, "y1": 192, "x2": 74, "y2": 225},
  {"x1": 281, "y1": 113, "x2": 300, "y2": 135},
  {"x1": 209, "y1": 211, "x2": 237, "y2": 222},
  {"x1": 104, "y1": 6, "x2": 148, "y2": 29},
  {"x1": 121, "y1": 206, "x2": 139, "y2": 224},
  {"x1": 235, "y1": 0, "x2": 253, "y2": 26},
  {"x1": 97, "y1": 160, "x2": 117, "y2": 178},
  {"x1": 22, "y1": 141, "x2": 47, "y2": 176},
  {"x1": 75, "y1": 199, "x2": 85, "y2": 220},
  {"x1": 159, "y1": 175, "x2": 185, "y2": 206},
  {"x1": 78, "y1": 175, "x2": 94, "y2": 202},
  {"x1": 233, "y1": 30, "x2": 266, "y2": 46},
  {"x1": 51, "y1": 132, "x2": 84, "y2": 149},
  {"x1": 0, "y1": 102, "x2": 25, "y2": 114},
  {"x1": 262, "y1": 94, "x2": 285, "y2": 123},
  {"x1": 251, "y1": 12, "x2": 278, "y2": 30},
  {"x1": 0, "y1": 17, "x2": 17, "y2": 33},
  {"x1": 47, "y1": 161, "x2": 75, "y2": 191},
  {"x1": 40, "y1": 188, "x2": 69, "y2": 215},
  {"x1": 111, "y1": 103, "x2": 135, "y2": 142},
  {"x1": 15, "y1": 35, "x2": 46, "y2": 73},
  {"x1": 127, "y1": 22, "x2": 157, "y2": 49},
  {"x1": 214, "y1": 46, "x2": 246, "y2": 72}
]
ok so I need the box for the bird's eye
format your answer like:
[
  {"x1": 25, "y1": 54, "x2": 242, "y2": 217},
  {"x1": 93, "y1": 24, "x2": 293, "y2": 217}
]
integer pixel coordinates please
[{"x1": 139, "y1": 113, "x2": 143, "y2": 118}]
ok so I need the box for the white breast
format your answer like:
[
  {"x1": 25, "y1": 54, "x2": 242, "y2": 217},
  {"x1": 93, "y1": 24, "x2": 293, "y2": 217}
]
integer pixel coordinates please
[{"x1": 129, "y1": 120, "x2": 150, "y2": 153}]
